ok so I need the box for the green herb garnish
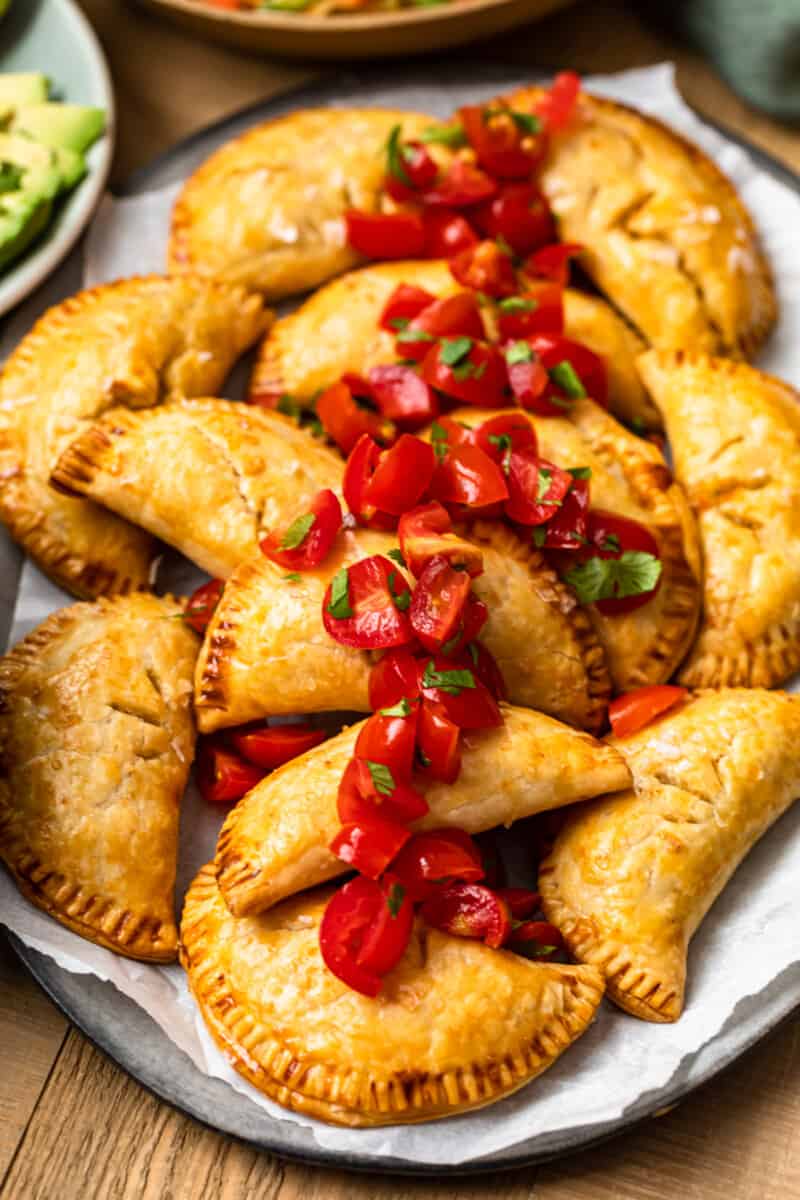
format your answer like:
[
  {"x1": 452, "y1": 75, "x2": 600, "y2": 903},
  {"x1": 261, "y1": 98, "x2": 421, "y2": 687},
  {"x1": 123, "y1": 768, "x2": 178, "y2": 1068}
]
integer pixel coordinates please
[
  {"x1": 548, "y1": 360, "x2": 586, "y2": 399},
  {"x1": 326, "y1": 567, "x2": 353, "y2": 619},
  {"x1": 380, "y1": 698, "x2": 413, "y2": 717},
  {"x1": 366, "y1": 760, "x2": 395, "y2": 796},
  {"x1": 280, "y1": 512, "x2": 315, "y2": 550},
  {"x1": 564, "y1": 552, "x2": 662, "y2": 606},
  {"x1": 422, "y1": 662, "x2": 476, "y2": 695}
]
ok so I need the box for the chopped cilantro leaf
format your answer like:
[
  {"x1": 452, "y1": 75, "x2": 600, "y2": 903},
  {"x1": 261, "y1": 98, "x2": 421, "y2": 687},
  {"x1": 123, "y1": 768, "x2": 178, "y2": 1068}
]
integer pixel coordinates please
[
  {"x1": 441, "y1": 631, "x2": 462, "y2": 656},
  {"x1": 280, "y1": 512, "x2": 315, "y2": 550},
  {"x1": 567, "y1": 466, "x2": 592, "y2": 480},
  {"x1": 388, "y1": 570, "x2": 411, "y2": 612},
  {"x1": 386, "y1": 882, "x2": 406, "y2": 918},
  {"x1": 422, "y1": 662, "x2": 476, "y2": 695},
  {"x1": 564, "y1": 552, "x2": 662, "y2": 605},
  {"x1": 367, "y1": 760, "x2": 395, "y2": 796},
  {"x1": 439, "y1": 336, "x2": 473, "y2": 367},
  {"x1": 495, "y1": 235, "x2": 514, "y2": 257},
  {"x1": 282, "y1": 572, "x2": 302, "y2": 583},
  {"x1": 387, "y1": 547, "x2": 407, "y2": 567},
  {"x1": 380, "y1": 698, "x2": 413, "y2": 717},
  {"x1": 498, "y1": 296, "x2": 537, "y2": 314},
  {"x1": 600, "y1": 532, "x2": 621, "y2": 553},
  {"x1": 505, "y1": 340, "x2": 533, "y2": 366},
  {"x1": 536, "y1": 468, "x2": 553, "y2": 503},
  {"x1": 430, "y1": 419, "x2": 449, "y2": 462},
  {"x1": 509, "y1": 109, "x2": 542, "y2": 135},
  {"x1": 389, "y1": 316, "x2": 410, "y2": 331},
  {"x1": 467, "y1": 642, "x2": 479, "y2": 666},
  {"x1": 386, "y1": 124, "x2": 412, "y2": 186},
  {"x1": 532, "y1": 526, "x2": 546, "y2": 547},
  {"x1": 396, "y1": 327, "x2": 435, "y2": 344},
  {"x1": 420, "y1": 123, "x2": 466, "y2": 147},
  {"x1": 549, "y1": 360, "x2": 586, "y2": 398},
  {"x1": 277, "y1": 394, "x2": 300, "y2": 419},
  {"x1": 416, "y1": 746, "x2": 432, "y2": 768},
  {"x1": 326, "y1": 567, "x2": 353, "y2": 619},
  {"x1": 489, "y1": 432, "x2": 513, "y2": 475}
]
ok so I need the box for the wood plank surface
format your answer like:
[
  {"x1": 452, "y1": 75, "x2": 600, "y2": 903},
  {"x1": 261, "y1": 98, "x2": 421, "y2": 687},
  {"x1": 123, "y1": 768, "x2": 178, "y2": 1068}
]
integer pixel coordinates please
[{"x1": 2, "y1": 0, "x2": 800, "y2": 1196}]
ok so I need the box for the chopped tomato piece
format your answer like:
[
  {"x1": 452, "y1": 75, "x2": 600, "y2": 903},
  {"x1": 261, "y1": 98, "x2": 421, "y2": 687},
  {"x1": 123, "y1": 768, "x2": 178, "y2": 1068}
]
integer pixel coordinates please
[
  {"x1": 354, "y1": 876, "x2": 415, "y2": 976},
  {"x1": 260, "y1": 488, "x2": 342, "y2": 571},
  {"x1": 398, "y1": 291, "x2": 485, "y2": 362},
  {"x1": 497, "y1": 282, "x2": 564, "y2": 340},
  {"x1": 398, "y1": 501, "x2": 483, "y2": 579},
  {"x1": 319, "y1": 875, "x2": 412, "y2": 997},
  {"x1": 536, "y1": 70, "x2": 581, "y2": 131},
  {"x1": 340, "y1": 371, "x2": 375, "y2": 401},
  {"x1": 345, "y1": 209, "x2": 426, "y2": 259},
  {"x1": 337, "y1": 756, "x2": 429, "y2": 826},
  {"x1": 409, "y1": 555, "x2": 472, "y2": 652},
  {"x1": 230, "y1": 722, "x2": 327, "y2": 770},
  {"x1": 379, "y1": 283, "x2": 437, "y2": 332},
  {"x1": 419, "y1": 653, "x2": 502, "y2": 730},
  {"x1": 420, "y1": 159, "x2": 497, "y2": 208},
  {"x1": 322, "y1": 555, "x2": 413, "y2": 649},
  {"x1": 367, "y1": 364, "x2": 439, "y2": 430},
  {"x1": 496, "y1": 888, "x2": 542, "y2": 919},
  {"x1": 417, "y1": 698, "x2": 461, "y2": 783},
  {"x1": 420, "y1": 881, "x2": 511, "y2": 948},
  {"x1": 196, "y1": 741, "x2": 264, "y2": 804},
  {"x1": 384, "y1": 137, "x2": 438, "y2": 203},
  {"x1": 429, "y1": 444, "x2": 509, "y2": 509},
  {"x1": 504, "y1": 341, "x2": 550, "y2": 409},
  {"x1": 422, "y1": 338, "x2": 507, "y2": 407},
  {"x1": 429, "y1": 414, "x2": 477, "y2": 453},
  {"x1": 440, "y1": 592, "x2": 489, "y2": 658},
  {"x1": 469, "y1": 640, "x2": 507, "y2": 701},
  {"x1": 509, "y1": 919, "x2": 564, "y2": 957},
  {"x1": 449, "y1": 240, "x2": 517, "y2": 298},
  {"x1": 342, "y1": 434, "x2": 396, "y2": 529},
  {"x1": 184, "y1": 578, "x2": 224, "y2": 634},
  {"x1": 474, "y1": 411, "x2": 537, "y2": 467},
  {"x1": 317, "y1": 380, "x2": 394, "y2": 456},
  {"x1": 540, "y1": 475, "x2": 590, "y2": 550},
  {"x1": 608, "y1": 685, "x2": 688, "y2": 740},
  {"x1": 368, "y1": 647, "x2": 422, "y2": 713},
  {"x1": 330, "y1": 815, "x2": 411, "y2": 879},
  {"x1": 472, "y1": 184, "x2": 555, "y2": 256},
  {"x1": 524, "y1": 242, "x2": 583, "y2": 286},
  {"x1": 355, "y1": 705, "x2": 419, "y2": 781},
  {"x1": 363, "y1": 434, "x2": 436, "y2": 516},
  {"x1": 422, "y1": 208, "x2": 479, "y2": 257},
  {"x1": 391, "y1": 828, "x2": 485, "y2": 902},
  {"x1": 505, "y1": 450, "x2": 573, "y2": 526},
  {"x1": 530, "y1": 334, "x2": 608, "y2": 409},
  {"x1": 459, "y1": 103, "x2": 547, "y2": 180}
]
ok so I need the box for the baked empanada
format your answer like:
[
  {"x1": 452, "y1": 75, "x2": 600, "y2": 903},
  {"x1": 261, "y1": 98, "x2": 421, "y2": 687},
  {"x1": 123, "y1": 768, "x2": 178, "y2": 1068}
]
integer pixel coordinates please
[
  {"x1": 168, "y1": 110, "x2": 451, "y2": 299},
  {"x1": 638, "y1": 351, "x2": 800, "y2": 688},
  {"x1": 0, "y1": 594, "x2": 198, "y2": 961},
  {"x1": 215, "y1": 704, "x2": 630, "y2": 916},
  {"x1": 539, "y1": 689, "x2": 800, "y2": 1022},
  {"x1": 181, "y1": 864, "x2": 605, "y2": 1126},
  {"x1": 0, "y1": 276, "x2": 268, "y2": 598},
  {"x1": 195, "y1": 521, "x2": 610, "y2": 735},
  {"x1": 248, "y1": 258, "x2": 658, "y2": 429},
  {"x1": 443, "y1": 404, "x2": 701, "y2": 691},
  {"x1": 51, "y1": 399, "x2": 343, "y2": 580},
  {"x1": 505, "y1": 87, "x2": 776, "y2": 358}
]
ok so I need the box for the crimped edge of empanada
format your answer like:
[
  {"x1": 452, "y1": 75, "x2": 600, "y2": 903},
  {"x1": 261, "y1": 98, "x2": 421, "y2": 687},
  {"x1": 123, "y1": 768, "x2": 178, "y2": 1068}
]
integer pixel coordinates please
[
  {"x1": 180, "y1": 863, "x2": 605, "y2": 1126},
  {"x1": 0, "y1": 595, "x2": 194, "y2": 962}
]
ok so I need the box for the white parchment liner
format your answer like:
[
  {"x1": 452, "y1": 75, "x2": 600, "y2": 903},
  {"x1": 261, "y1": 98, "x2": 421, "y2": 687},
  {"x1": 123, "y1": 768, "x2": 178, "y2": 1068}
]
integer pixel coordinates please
[{"x1": 2, "y1": 65, "x2": 799, "y2": 1164}]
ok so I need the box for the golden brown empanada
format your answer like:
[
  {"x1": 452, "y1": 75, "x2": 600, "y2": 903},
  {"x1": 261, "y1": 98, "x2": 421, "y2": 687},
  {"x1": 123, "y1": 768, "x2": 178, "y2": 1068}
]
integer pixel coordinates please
[
  {"x1": 51, "y1": 399, "x2": 343, "y2": 580},
  {"x1": 181, "y1": 864, "x2": 605, "y2": 1127},
  {"x1": 195, "y1": 521, "x2": 610, "y2": 735},
  {"x1": 442, "y1": 404, "x2": 701, "y2": 691},
  {"x1": 215, "y1": 704, "x2": 630, "y2": 916},
  {"x1": 0, "y1": 594, "x2": 198, "y2": 961},
  {"x1": 505, "y1": 87, "x2": 776, "y2": 359},
  {"x1": 168, "y1": 110, "x2": 452, "y2": 299},
  {"x1": 638, "y1": 350, "x2": 800, "y2": 688},
  {"x1": 248, "y1": 258, "x2": 658, "y2": 429},
  {"x1": 0, "y1": 276, "x2": 268, "y2": 598},
  {"x1": 539, "y1": 689, "x2": 800, "y2": 1022}
]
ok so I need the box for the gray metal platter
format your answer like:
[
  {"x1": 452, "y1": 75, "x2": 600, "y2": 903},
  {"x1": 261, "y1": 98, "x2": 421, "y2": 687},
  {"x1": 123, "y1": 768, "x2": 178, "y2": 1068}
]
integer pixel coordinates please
[{"x1": 3, "y1": 63, "x2": 800, "y2": 1176}]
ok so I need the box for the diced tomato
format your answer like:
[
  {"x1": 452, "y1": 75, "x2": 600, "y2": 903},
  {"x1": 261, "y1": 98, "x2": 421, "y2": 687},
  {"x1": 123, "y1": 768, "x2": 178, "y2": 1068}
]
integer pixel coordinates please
[
  {"x1": 390, "y1": 828, "x2": 485, "y2": 902},
  {"x1": 230, "y1": 722, "x2": 327, "y2": 770},
  {"x1": 505, "y1": 450, "x2": 573, "y2": 526},
  {"x1": 440, "y1": 592, "x2": 489, "y2": 658},
  {"x1": 428, "y1": 444, "x2": 509, "y2": 510},
  {"x1": 317, "y1": 380, "x2": 395, "y2": 456},
  {"x1": 384, "y1": 139, "x2": 438, "y2": 203},
  {"x1": 368, "y1": 647, "x2": 422, "y2": 711},
  {"x1": 530, "y1": 334, "x2": 608, "y2": 409},
  {"x1": 540, "y1": 474, "x2": 590, "y2": 550},
  {"x1": 459, "y1": 103, "x2": 547, "y2": 180},
  {"x1": 319, "y1": 875, "x2": 412, "y2": 997},
  {"x1": 608, "y1": 685, "x2": 688, "y2": 739},
  {"x1": 379, "y1": 283, "x2": 437, "y2": 332},
  {"x1": 496, "y1": 888, "x2": 542, "y2": 919},
  {"x1": 340, "y1": 372, "x2": 375, "y2": 401},
  {"x1": 337, "y1": 756, "x2": 429, "y2": 826},
  {"x1": 355, "y1": 705, "x2": 419, "y2": 781},
  {"x1": 536, "y1": 70, "x2": 581, "y2": 132},
  {"x1": 582, "y1": 509, "x2": 662, "y2": 615},
  {"x1": 363, "y1": 434, "x2": 436, "y2": 516},
  {"x1": 449, "y1": 240, "x2": 517, "y2": 298},
  {"x1": 367, "y1": 364, "x2": 439, "y2": 431},
  {"x1": 524, "y1": 242, "x2": 583, "y2": 286},
  {"x1": 474, "y1": 412, "x2": 537, "y2": 467},
  {"x1": 398, "y1": 291, "x2": 485, "y2": 362},
  {"x1": 342, "y1": 434, "x2": 395, "y2": 529},
  {"x1": 497, "y1": 283, "x2": 564, "y2": 340},
  {"x1": 422, "y1": 208, "x2": 479, "y2": 257},
  {"x1": 196, "y1": 741, "x2": 265, "y2": 804},
  {"x1": 472, "y1": 184, "x2": 555, "y2": 256},
  {"x1": 504, "y1": 341, "x2": 550, "y2": 409},
  {"x1": 184, "y1": 578, "x2": 224, "y2": 635},
  {"x1": 330, "y1": 815, "x2": 411, "y2": 879},
  {"x1": 509, "y1": 919, "x2": 564, "y2": 957},
  {"x1": 398, "y1": 501, "x2": 483, "y2": 578},
  {"x1": 345, "y1": 209, "x2": 426, "y2": 259},
  {"x1": 420, "y1": 159, "x2": 497, "y2": 208},
  {"x1": 423, "y1": 338, "x2": 507, "y2": 407},
  {"x1": 419, "y1": 653, "x2": 502, "y2": 730},
  {"x1": 322, "y1": 555, "x2": 413, "y2": 649},
  {"x1": 417, "y1": 698, "x2": 461, "y2": 783},
  {"x1": 409, "y1": 556, "x2": 472, "y2": 652},
  {"x1": 469, "y1": 640, "x2": 507, "y2": 701},
  {"x1": 354, "y1": 875, "x2": 415, "y2": 976},
  {"x1": 420, "y1": 881, "x2": 511, "y2": 948},
  {"x1": 260, "y1": 488, "x2": 342, "y2": 571}
]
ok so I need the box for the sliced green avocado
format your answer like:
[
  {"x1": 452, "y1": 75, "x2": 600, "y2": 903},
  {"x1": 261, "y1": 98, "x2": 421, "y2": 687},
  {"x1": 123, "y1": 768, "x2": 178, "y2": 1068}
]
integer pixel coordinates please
[
  {"x1": 11, "y1": 103, "x2": 105, "y2": 154},
  {"x1": 53, "y1": 146, "x2": 87, "y2": 191},
  {"x1": 0, "y1": 190, "x2": 53, "y2": 271},
  {"x1": 0, "y1": 73, "x2": 49, "y2": 108},
  {"x1": 0, "y1": 133, "x2": 62, "y2": 200}
]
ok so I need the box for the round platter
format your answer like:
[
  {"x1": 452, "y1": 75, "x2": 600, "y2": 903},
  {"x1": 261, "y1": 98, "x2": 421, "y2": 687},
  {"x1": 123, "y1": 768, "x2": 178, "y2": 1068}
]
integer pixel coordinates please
[
  {"x1": 135, "y1": 0, "x2": 573, "y2": 62},
  {"x1": 0, "y1": 0, "x2": 114, "y2": 319},
  {"x1": 6, "y1": 64, "x2": 800, "y2": 1175}
]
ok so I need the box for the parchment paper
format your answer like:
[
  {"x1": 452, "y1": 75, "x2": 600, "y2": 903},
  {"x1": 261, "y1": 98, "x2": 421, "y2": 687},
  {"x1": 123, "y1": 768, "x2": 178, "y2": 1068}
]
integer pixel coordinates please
[{"x1": 2, "y1": 64, "x2": 800, "y2": 1164}]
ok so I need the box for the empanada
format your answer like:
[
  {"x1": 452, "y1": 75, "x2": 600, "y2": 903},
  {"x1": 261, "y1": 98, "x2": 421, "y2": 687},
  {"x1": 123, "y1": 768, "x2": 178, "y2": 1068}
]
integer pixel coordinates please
[
  {"x1": 215, "y1": 704, "x2": 630, "y2": 916},
  {"x1": 181, "y1": 865, "x2": 605, "y2": 1127},
  {"x1": 51, "y1": 399, "x2": 343, "y2": 580},
  {"x1": 638, "y1": 351, "x2": 800, "y2": 688},
  {"x1": 0, "y1": 594, "x2": 198, "y2": 961},
  {"x1": 248, "y1": 258, "x2": 659, "y2": 430},
  {"x1": 506, "y1": 87, "x2": 776, "y2": 359},
  {"x1": 195, "y1": 521, "x2": 610, "y2": 735},
  {"x1": 443, "y1": 404, "x2": 702, "y2": 691},
  {"x1": 539, "y1": 689, "x2": 800, "y2": 1022},
  {"x1": 168, "y1": 109, "x2": 450, "y2": 299},
  {"x1": 0, "y1": 276, "x2": 268, "y2": 598}
]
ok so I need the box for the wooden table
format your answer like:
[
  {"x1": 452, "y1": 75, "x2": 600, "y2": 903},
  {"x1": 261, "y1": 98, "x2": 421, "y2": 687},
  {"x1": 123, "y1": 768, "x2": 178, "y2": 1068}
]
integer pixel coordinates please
[{"x1": 2, "y1": 1, "x2": 800, "y2": 1194}]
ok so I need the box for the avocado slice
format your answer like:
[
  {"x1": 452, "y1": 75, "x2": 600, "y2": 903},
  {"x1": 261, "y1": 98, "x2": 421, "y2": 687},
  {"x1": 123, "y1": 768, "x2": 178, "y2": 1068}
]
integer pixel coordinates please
[
  {"x1": 11, "y1": 103, "x2": 105, "y2": 154},
  {"x1": 0, "y1": 189, "x2": 53, "y2": 271},
  {"x1": 0, "y1": 73, "x2": 49, "y2": 108},
  {"x1": 0, "y1": 134, "x2": 62, "y2": 199},
  {"x1": 52, "y1": 146, "x2": 87, "y2": 191}
]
